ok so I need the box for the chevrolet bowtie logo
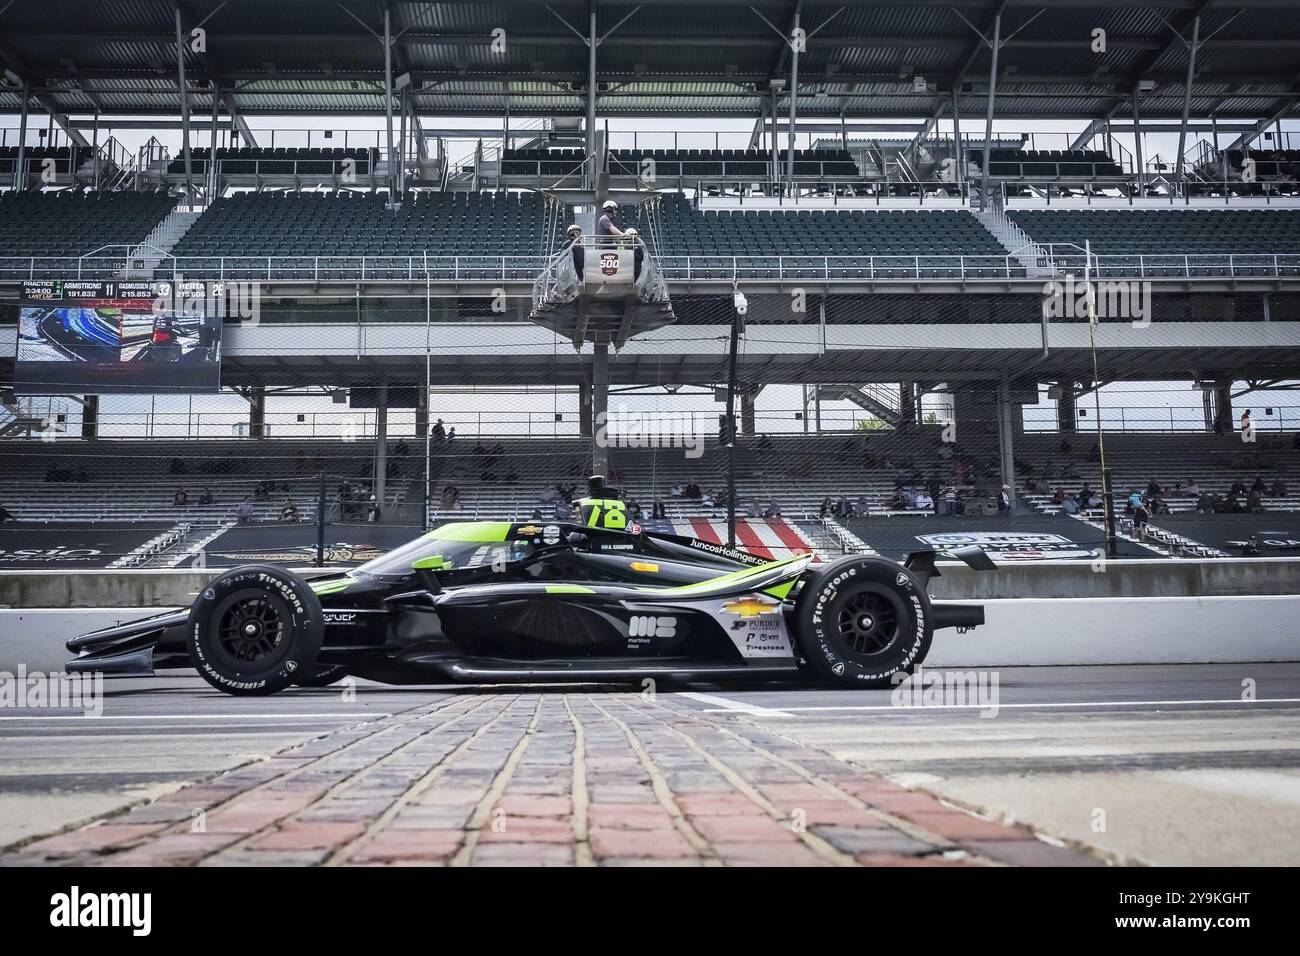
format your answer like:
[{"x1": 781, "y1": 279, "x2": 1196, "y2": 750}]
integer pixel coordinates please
[
  {"x1": 517, "y1": 525, "x2": 543, "y2": 535},
  {"x1": 722, "y1": 596, "x2": 781, "y2": 619}
]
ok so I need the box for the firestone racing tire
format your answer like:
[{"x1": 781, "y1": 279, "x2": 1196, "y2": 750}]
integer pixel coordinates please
[
  {"x1": 186, "y1": 564, "x2": 324, "y2": 696},
  {"x1": 794, "y1": 555, "x2": 933, "y2": 688}
]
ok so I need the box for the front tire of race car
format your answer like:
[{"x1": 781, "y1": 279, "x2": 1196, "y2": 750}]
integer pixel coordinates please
[
  {"x1": 293, "y1": 664, "x2": 349, "y2": 688},
  {"x1": 793, "y1": 556, "x2": 933, "y2": 688},
  {"x1": 186, "y1": 564, "x2": 324, "y2": 696}
]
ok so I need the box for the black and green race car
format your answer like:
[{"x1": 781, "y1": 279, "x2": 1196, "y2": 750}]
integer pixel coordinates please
[{"x1": 67, "y1": 477, "x2": 993, "y2": 696}]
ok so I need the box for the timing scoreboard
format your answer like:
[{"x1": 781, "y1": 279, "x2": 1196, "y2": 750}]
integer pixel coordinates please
[{"x1": 15, "y1": 279, "x2": 223, "y2": 394}]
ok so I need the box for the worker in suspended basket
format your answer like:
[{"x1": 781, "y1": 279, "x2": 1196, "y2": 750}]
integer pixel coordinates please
[
  {"x1": 596, "y1": 199, "x2": 644, "y2": 280},
  {"x1": 566, "y1": 223, "x2": 585, "y2": 278}
]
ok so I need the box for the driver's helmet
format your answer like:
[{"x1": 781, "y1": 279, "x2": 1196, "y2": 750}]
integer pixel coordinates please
[{"x1": 576, "y1": 474, "x2": 628, "y2": 530}]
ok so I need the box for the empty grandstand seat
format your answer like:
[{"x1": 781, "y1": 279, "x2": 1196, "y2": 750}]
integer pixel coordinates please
[
  {"x1": 167, "y1": 191, "x2": 557, "y2": 276},
  {"x1": 1009, "y1": 209, "x2": 1300, "y2": 275},
  {"x1": 0, "y1": 191, "x2": 177, "y2": 264}
]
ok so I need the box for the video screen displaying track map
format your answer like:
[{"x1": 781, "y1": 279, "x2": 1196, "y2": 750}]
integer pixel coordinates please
[{"x1": 15, "y1": 280, "x2": 222, "y2": 393}]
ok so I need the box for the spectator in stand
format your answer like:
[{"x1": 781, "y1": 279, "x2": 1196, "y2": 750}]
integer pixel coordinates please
[
  {"x1": 914, "y1": 489, "x2": 934, "y2": 512},
  {"x1": 629, "y1": 499, "x2": 644, "y2": 521},
  {"x1": 1241, "y1": 409, "x2": 1252, "y2": 435},
  {"x1": 1146, "y1": 478, "x2": 1164, "y2": 497},
  {"x1": 998, "y1": 485, "x2": 1011, "y2": 515},
  {"x1": 943, "y1": 485, "x2": 958, "y2": 516},
  {"x1": 554, "y1": 499, "x2": 573, "y2": 521},
  {"x1": 0, "y1": 501, "x2": 14, "y2": 524},
  {"x1": 1230, "y1": 478, "x2": 1248, "y2": 497},
  {"x1": 1186, "y1": 479, "x2": 1202, "y2": 497},
  {"x1": 1149, "y1": 493, "x2": 1169, "y2": 516},
  {"x1": 1132, "y1": 498, "x2": 1151, "y2": 540},
  {"x1": 887, "y1": 489, "x2": 908, "y2": 511},
  {"x1": 1196, "y1": 491, "x2": 1216, "y2": 515},
  {"x1": 198, "y1": 487, "x2": 214, "y2": 505},
  {"x1": 366, "y1": 495, "x2": 382, "y2": 522},
  {"x1": 1251, "y1": 476, "x2": 1268, "y2": 494},
  {"x1": 819, "y1": 497, "x2": 832, "y2": 518},
  {"x1": 431, "y1": 419, "x2": 447, "y2": 443},
  {"x1": 1271, "y1": 477, "x2": 1289, "y2": 497},
  {"x1": 1247, "y1": 488, "x2": 1265, "y2": 513},
  {"x1": 1127, "y1": 489, "x2": 1143, "y2": 514},
  {"x1": 447, "y1": 427, "x2": 456, "y2": 443},
  {"x1": 280, "y1": 498, "x2": 299, "y2": 522},
  {"x1": 1052, "y1": 487, "x2": 1066, "y2": 506},
  {"x1": 1227, "y1": 492, "x2": 1246, "y2": 514},
  {"x1": 441, "y1": 484, "x2": 460, "y2": 511},
  {"x1": 683, "y1": 479, "x2": 702, "y2": 500},
  {"x1": 652, "y1": 499, "x2": 667, "y2": 520},
  {"x1": 236, "y1": 497, "x2": 254, "y2": 523},
  {"x1": 763, "y1": 498, "x2": 782, "y2": 519},
  {"x1": 174, "y1": 488, "x2": 188, "y2": 506},
  {"x1": 1061, "y1": 493, "x2": 1081, "y2": 515}
]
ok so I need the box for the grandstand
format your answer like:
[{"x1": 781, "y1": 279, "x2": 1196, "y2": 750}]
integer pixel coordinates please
[{"x1": 2, "y1": 0, "x2": 1299, "y2": 572}]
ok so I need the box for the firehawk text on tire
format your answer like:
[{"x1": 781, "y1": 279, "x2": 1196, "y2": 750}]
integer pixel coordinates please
[
  {"x1": 795, "y1": 555, "x2": 934, "y2": 687},
  {"x1": 186, "y1": 564, "x2": 324, "y2": 696}
]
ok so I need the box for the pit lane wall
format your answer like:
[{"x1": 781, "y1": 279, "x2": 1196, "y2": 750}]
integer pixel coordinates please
[{"x1": 2, "y1": 559, "x2": 1299, "y2": 671}]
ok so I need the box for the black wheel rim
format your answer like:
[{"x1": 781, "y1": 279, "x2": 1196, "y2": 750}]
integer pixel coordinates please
[
  {"x1": 836, "y1": 588, "x2": 904, "y2": 657},
  {"x1": 215, "y1": 591, "x2": 288, "y2": 665}
]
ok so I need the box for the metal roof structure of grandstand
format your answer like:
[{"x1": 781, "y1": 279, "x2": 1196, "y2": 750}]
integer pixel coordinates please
[{"x1": 0, "y1": 0, "x2": 1298, "y2": 122}]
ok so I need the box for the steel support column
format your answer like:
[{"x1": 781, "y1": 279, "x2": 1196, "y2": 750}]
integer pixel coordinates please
[
  {"x1": 769, "y1": 88, "x2": 779, "y2": 177},
  {"x1": 1174, "y1": 15, "x2": 1201, "y2": 185},
  {"x1": 208, "y1": 83, "x2": 220, "y2": 204},
  {"x1": 979, "y1": 12, "x2": 1001, "y2": 210},
  {"x1": 587, "y1": 4, "x2": 598, "y2": 189},
  {"x1": 997, "y1": 379, "x2": 1016, "y2": 514},
  {"x1": 383, "y1": 4, "x2": 397, "y2": 197},
  {"x1": 174, "y1": 5, "x2": 193, "y2": 198},
  {"x1": 785, "y1": 7, "x2": 800, "y2": 184},
  {"x1": 1132, "y1": 89, "x2": 1145, "y2": 189},
  {"x1": 951, "y1": 87, "x2": 963, "y2": 183},
  {"x1": 591, "y1": 341, "x2": 609, "y2": 475},
  {"x1": 13, "y1": 81, "x2": 28, "y2": 190}
]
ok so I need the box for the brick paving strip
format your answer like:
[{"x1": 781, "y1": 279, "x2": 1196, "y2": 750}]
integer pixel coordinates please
[{"x1": 1, "y1": 691, "x2": 1107, "y2": 867}]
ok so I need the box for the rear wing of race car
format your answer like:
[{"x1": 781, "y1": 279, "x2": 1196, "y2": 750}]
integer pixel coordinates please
[
  {"x1": 903, "y1": 545, "x2": 996, "y2": 584},
  {"x1": 904, "y1": 546, "x2": 994, "y2": 633}
]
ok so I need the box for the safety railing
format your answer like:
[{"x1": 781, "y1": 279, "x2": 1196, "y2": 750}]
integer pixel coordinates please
[
  {"x1": 694, "y1": 179, "x2": 968, "y2": 206},
  {"x1": 4, "y1": 251, "x2": 1299, "y2": 284},
  {"x1": 498, "y1": 157, "x2": 861, "y2": 183},
  {"x1": 161, "y1": 156, "x2": 381, "y2": 178},
  {"x1": 1024, "y1": 406, "x2": 1300, "y2": 433}
]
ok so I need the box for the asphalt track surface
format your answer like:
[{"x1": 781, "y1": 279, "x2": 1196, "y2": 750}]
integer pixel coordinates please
[{"x1": 2, "y1": 664, "x2": 1298, "y2": 866}]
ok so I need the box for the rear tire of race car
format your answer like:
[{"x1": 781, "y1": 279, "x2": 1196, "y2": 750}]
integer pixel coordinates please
[
  {"x1": 793, "y1": 555, "x2": 933, "y2": 689},
  {"x1": 186, "y1": 564, "x2": 324, "y2": 696},
  {"x1": 292, "y1": 664, "x2": 349, "y2": 688}
]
